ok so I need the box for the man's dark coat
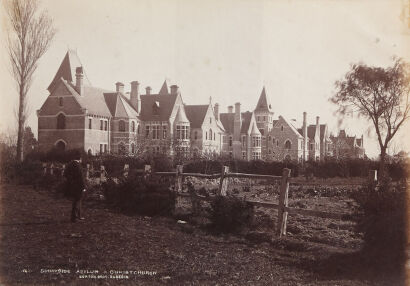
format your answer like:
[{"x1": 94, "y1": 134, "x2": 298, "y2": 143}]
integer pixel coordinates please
[{"x1": 64, "y1": 160, "x2": 85, "y2": 199}]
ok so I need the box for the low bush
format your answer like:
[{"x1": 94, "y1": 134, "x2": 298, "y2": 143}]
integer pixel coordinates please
[
  {"x1": 102, "y1": 174, "x2": 175, "y2": 217},
  {"x1": 351, "y1": 181, "x2": 407, "y2": 276},
  {"x1": 209, "y1": 195, "x2": 254, "y2": 233}
]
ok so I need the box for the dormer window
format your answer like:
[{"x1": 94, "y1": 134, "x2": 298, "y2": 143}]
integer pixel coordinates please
[
  {"x1": 57, "y1": 113, "x2": 65, "y2": 129},
  {"x1": 281, "y1": 125, "x2": 284, "y2": 131}
]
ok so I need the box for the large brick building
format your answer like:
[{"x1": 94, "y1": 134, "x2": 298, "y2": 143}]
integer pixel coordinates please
[{"x1": 37, "y1": 50, "x2": 365, "y2": 161}]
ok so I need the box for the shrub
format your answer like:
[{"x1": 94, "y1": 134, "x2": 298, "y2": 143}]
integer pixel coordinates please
[
  {"x1": 209, "y1": 195, "x2": 254, "y2": 233},
  {"x1": 101, "y1": 174, "x2": 175, "y2": 217},
  {"x1": 351, "y1": 181, "x2": 407, "y2": 276}
]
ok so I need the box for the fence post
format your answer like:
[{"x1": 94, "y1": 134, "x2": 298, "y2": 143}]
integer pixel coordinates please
[
  {"x1": 218, "y1": 166, "x2": 229, "y2": 196},
  {"x1": 175, "y1": 165, "x2": 183, "y2": 192},
  {"x1": 368, "y1": 169, "x2": 377, "y2": 183},
  {"x1": 100, "y1": 165, "x2": 106, "y2": 182},
  {"x1": 123, "y1": 164, "x2": 129, "y2": 177},
  {"x1": 50, "y1": 163, "x2": 54, "y2": 175},
  {"x1": 277, "y1": 168, "x2": 291, "y2": 237},
  {"x1": 42, "y1": 163, "x2": 47, "y2": 175},
  {"x1": 86, "y1": 164, "x2": 90, "y2": 179},
  {"x1": 144, "y1": 165, "x2": 151, "y2": 180}
]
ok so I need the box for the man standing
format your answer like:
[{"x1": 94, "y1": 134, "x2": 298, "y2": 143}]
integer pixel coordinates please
[{"x1": 64, "y1": 158, "x2": 86, "y2": 222}]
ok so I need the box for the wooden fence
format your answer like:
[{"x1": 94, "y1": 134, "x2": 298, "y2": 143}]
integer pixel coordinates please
[{"x1": 42, "y1": 163, "x2": 374, "y2": 238}]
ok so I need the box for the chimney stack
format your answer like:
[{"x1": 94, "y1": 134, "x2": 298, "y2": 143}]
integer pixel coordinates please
[
  {"x1": 316, "y1": 116, "x2": 320, "y2": 127},
  {"x1": 228, "y1": 106, "x2": 233, "y2": 113},
  {"x1": 146, "y1": 86, "x2": 152, "y2": 95},
  {"x1": 214, "y1": 103, "x2": 219, "y2": 120},
  {"x1": 170, "y1": 85, "x2": 179, "y2": 95},
  {"x1": 233, "y1": 102, "x2": 242, "y2": 159},
  {"x1": 130, "y1": 81, "x2": 140, "y2": 113},
  {"x1": 116, "y1": 82, "x2": 124, "y2": 94},
  {"x1": 75, "y1": 66, "x2": 84, "y2": 95}
]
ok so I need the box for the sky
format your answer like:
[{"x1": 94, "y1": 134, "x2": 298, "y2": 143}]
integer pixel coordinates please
[{"x1": 0, "y1": 0, "x2": 409, "y2": 158}]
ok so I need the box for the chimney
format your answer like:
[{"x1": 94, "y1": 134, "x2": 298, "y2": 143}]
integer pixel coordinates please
[
  {"x1": 228, "y1": 106, "x2": 233, "y2": 113},
  {"x1": 116, "y1": 82, "x2": 124, "y2": 93},
  {"x1": 75, "y1": 66, "x2": 84, "y2": 95},
  {"x1": 130, "y1": 81, "x2": 140, "y2": 113},
  {"x1": 303, "y1": 112, "x2": 308, "y2": 161},
  {"x1": 233, "y1": 102, "x2": 242, "y2": 159},
  {"x1": 214, "y1": 103, "x2": 219, "y2": 120},
  {"x1": 146, "y1": 86, "x2": 152, "y2": 95},
  {"x1": 170, "y1": 85, "x2": 179, "y2": 95}
]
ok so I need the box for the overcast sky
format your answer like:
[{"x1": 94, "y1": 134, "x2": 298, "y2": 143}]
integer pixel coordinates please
[{"x1": 0, "y1": 0, "x2": 409, "y2": 157}]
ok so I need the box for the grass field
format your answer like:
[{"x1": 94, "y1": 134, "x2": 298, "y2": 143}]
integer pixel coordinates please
[{"x1": 0, "y1": 182, "x2": 405, "y2": 285}]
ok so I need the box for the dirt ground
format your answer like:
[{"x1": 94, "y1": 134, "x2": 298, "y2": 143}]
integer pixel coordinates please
[{"x1": 0, "y1": 182, "x2": 404, "y2": 285}]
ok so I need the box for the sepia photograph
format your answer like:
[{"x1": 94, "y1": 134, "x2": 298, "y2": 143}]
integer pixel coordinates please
[{"x1": 0, "y1": 0, "x2": 409, "y2": 285}]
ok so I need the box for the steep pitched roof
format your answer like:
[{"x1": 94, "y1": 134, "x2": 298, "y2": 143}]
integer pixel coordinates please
[
  {"x1": 307, "y1": 125, "x2": 316, "y2": 140},
  {"x1": 219, "y1": 112, "x2": 253, "y2": 134},
  {"x1": 61, "y1": 79, "x2": 112, "y2": 117},
  {"x1": 174, "y1": 105, "x2": 189, "y2": 123},
  {"x1": 103, "y1": 92, "x2": 138, "y2": 118},
  {"x1": 159, "y1": 80, "x2": 170, "y2": 95},
  {"x1": 279, "y1": 116, "x2": 303, "y2": 139},
  {"x1": 48, "y1": 50, "x2": 91, "y2": 92},
  {"x1": 139, "y1": 94, "x2": 178, "y2": 121},
  {"x1": 240, "y1": 112, "x2": 252, "y2": 133},
  {"x1": 185, "y1": 105, "x2": 209, "y2": 128},
  {"x1": 254, "y1": 87, "x2": 273, "y2": 113}
]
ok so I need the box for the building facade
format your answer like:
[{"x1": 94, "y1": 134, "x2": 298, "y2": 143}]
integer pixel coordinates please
[{"x1": 37, "y1": 50, "x2": 365, "y2": 161}]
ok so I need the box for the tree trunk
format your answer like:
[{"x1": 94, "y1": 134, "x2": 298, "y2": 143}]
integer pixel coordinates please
[
  {"x1": 16, "y1": 87, "x2": 25, "y2": 162},
  {"x1": 379, "y1": 147, "x2": 387, "y2": 180}
]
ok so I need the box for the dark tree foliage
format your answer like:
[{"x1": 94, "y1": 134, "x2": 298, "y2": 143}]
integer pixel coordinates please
[{"x1": 331, "y1": 59, "x2": 410, "y2": 178}]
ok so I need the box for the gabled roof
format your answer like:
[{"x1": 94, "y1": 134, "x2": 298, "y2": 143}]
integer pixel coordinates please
[
  {"x1": 307, "y1": 125, "x2": 317, "y2": 140},
  {"x1": 240, "y1": 112, "x2": 252, "y2": 133},
  {"x1": 185, "y1": 105, "x2": 209, "y2": 128},
  {"x1": 48, "y1": 50, "x2": 91, "y2": 92},
  {"x1": 103, "y1": 92, "x2": 138, "y2": 118},
  {"x1": 279, "y1": 116, "x2": 303, "y2": 139},
  {"x1": 254, "y1": 87, "x2": 273, "y2": 113},
  {"x1": 174, "y1": 105, "x2": 189, "y2": 123},
  {"x1": 219, "y1": 112, "x2": 253, "y2": 134},
  {"x1": 159, "y1": 80, "x2": 170, "y2": 95},
  {"x1": 139, "y1": 94, "x2": 178, "y2": 121},
  {"x1": 61, "y1": 79, "x2": 112, "y2": 117}
]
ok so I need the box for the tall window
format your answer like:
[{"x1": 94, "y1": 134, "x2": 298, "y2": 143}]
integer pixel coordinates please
[
  {"x1": 57, "y1": 114, "x2": 65, "y2": 129},
  {"x1": 163, "y1": 126, "x2": 167, "y2": 139},
  {"x1": 242, "y1": 135, "x2": 246, "y2": 147},
  {"x1": 104, "y1": 144, "x2": 108, "y2": 153},
  {"x1": 209, "y1": 128, "x2": 212, "y2": 141},
  {"x1": 213, "y1": 132, "x2": 216, "y2": 141},
  {"x1": 194, "y1": 131, "x2": 198, "y2": 140},
  {"x1": 100, "y1": 119, "x2": 103, "y2": 130},
  {"x1": 285, "y1": 140, "x2": 291, "y2": 149},
  {"x1": 252, "y1": 152, "x2": 261, "y2": 160},
  {"x1": 137, "y1": 124, "x2": 140, "y2": 134},
  {"x1": 119, "y1": 120, "x2": 125, "y2": 132},
  {"x1": 176, "y1": 125, "x2": 188, "y2": 139},
  {"x1": 59, "y1": 97, "x2": 63, "y2": 107},
  {"x1": 145, "y1": 126, "x2": 150, "y2": 138},
  {"x1": 104, "y1": 120, "x2": 108, "y2": 131},
  {"x1": 131, "y1": 121, "x2": 135, "y2": 132},
  {"x1": 88, "y1": 118, "x2": 92, "y2": 129},
  {"x1": 100, "y1": 144, "x2": 103, "y2": 154},
  {"x1": 152, "y1": 125, "x2": 160, "y2": 139},
  {"x1": 252, "y1": 136, "x2": 261, "y2": 147},
  {"x1": 131, "y1": 143, "x2": 135, "y2": 154},
  {"x1": 205, "y1": 132, "x2": 207, "y2": 140},
  {"x1": 229, "y1": 136, "x2": 232, "y2": 147},
  {"x1": 281, "y1": 126, "x2": 284, "y2": 131}
]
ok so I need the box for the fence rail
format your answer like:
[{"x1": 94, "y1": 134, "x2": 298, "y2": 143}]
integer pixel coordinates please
[{"x1": 41, "y1": 162, "x2": 369, "y2": 238}]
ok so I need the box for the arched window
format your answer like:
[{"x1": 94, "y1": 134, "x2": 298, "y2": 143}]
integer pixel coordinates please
[
  {"x1": 87, "y1": 149, "x2": 93, "y2": 156},
  {"x1": 119, "y1": 120, "x2": 125, "y2": 132},
  {"x1": 131, "y1": 143, "x2": 135, "y2": 154},
  {"x1": 131, "y1": 121, "x2": 135, "y2": 132},
  {"x1": 209, "y1": 128, "x2": 212, "y2": 141},
  {"x1": 55, "y1": 140, "x2": 66, "y2": 151},
  {"x1": 285, "y1": 140, "x2": 291, "y2": 149},
  {"x1": 194, "y1": 131, "x2": 198, "y2": 140},
  {"x1": 57, "y1": 113, "x2": 65, "y2": 129},
  {"x1": 137, "y1": 124, "x2": 140, "y2": 134},
  {"x1": 285, "y1": 154, "x2": 291, "y2": 161}
]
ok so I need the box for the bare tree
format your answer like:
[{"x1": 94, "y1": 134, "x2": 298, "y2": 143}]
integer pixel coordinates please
[
  {"x1": 5, "y1": 0, "x2": 56, "y2": 162},
  {"x1": 331, "y1": 58, "x2": 410, "y2": 178}
]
